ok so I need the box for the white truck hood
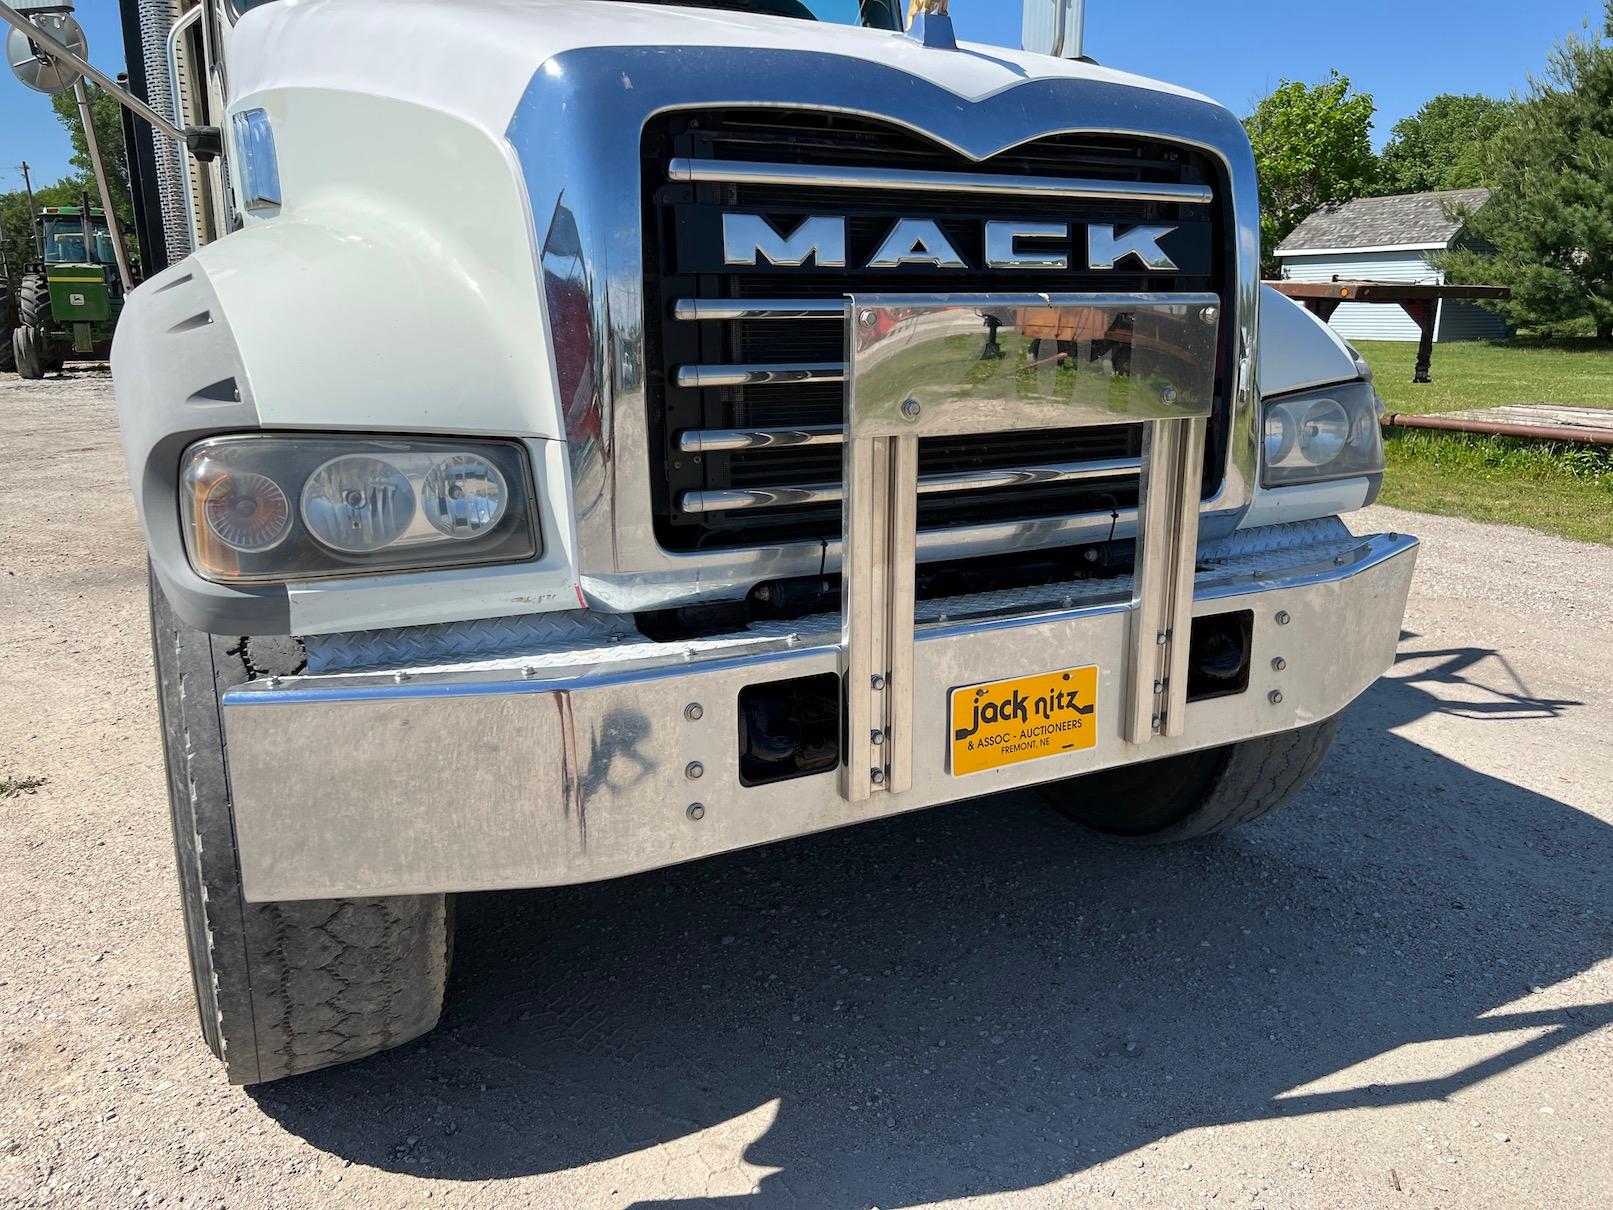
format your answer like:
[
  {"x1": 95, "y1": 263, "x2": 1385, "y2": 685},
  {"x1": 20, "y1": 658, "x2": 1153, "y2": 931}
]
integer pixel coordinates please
[{"x1": 228, "y1": 0, "x2": 1216, "y2": 146}]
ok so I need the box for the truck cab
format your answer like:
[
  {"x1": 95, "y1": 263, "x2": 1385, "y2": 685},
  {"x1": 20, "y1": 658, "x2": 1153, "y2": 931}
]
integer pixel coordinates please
[{"x1": 101, "y1": 0, "x2": 1415, "y2": 1084}]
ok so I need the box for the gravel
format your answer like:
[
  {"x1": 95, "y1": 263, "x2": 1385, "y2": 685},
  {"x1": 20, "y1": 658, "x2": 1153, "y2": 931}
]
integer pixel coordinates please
[{"x1": 1, "y1": 371, "x2": 1609, "y2": 1208}]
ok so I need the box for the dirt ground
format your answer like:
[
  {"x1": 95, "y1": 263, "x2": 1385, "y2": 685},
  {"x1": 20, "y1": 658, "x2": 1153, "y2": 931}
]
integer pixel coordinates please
[{"x1": 1, "y1": 369, "x2": 1609, "y2": 1209}]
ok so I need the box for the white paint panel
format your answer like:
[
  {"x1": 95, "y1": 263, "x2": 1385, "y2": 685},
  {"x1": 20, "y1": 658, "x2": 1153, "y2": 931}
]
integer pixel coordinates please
[
  {"x1": 226, "y1": 0, "x2": 1213, "y2": 149},
  {"x1": 1256, "y1": 285, "x2": 1362, "y2": 395}
]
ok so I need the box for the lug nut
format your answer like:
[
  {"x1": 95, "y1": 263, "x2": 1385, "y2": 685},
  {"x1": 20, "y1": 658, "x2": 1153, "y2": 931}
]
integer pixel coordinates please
[
  {"x1": 1271, "y1": 657, "x2": 1287, "y2": 672},
  {"x1": 686, "y1": 803, "x2": 705, "y2": 821},
  {"x1": 686, "y1": 761, "x2": 704, "y2": 780},
  {"x1": 1275, "y1": 610, "x2": 1292, "y2": 626},
  {"x1": 684, "y1": 702, "x2": 704, "y2": 721}
]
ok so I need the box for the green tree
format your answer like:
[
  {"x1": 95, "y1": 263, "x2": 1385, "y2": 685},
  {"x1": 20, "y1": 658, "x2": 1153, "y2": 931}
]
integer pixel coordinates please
[
  {"x1": 1442, "y1": 4, "x2": 1613, "y2": 340},
  {"x1": 1245, "y1": 73, "x2": 1380, "y2": 276},
  {"x1": 1378, "y1": 94, "x2": 1517, "y2": 194},
  {"x1": 48, "y1": 83, "x2": 135, "y2": 231}
]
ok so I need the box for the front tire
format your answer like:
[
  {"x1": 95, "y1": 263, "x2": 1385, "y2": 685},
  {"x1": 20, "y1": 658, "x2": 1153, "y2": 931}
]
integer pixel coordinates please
[
  {"x1": 150, "y1": 570, "x2": 453, "y2": 1083},
  {"x1": 0, "y1": 287, "x2": 15, "y2": 373},
  {"x1": 13, "y1": 274, "x2": 54, "y2": 379},
  {"x1": 1041, "y1": 716, "x2": 1341, "y2": 844}
]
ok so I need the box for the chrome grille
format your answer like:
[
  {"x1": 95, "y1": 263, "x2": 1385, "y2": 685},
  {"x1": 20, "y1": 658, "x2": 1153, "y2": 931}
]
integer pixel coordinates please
[{"x1": 642, "y1": 110, "x2": 1232, "y2": 552}]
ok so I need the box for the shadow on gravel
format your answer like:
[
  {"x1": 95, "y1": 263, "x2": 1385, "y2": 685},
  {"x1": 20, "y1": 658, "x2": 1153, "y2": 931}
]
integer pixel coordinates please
[{"x1": 254, "y1": 639, "x2": 1611, "y2": 1206}]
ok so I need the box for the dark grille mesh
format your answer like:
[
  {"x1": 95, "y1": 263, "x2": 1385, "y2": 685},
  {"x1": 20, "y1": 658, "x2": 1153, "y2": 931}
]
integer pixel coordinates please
[{"x1": 642, "y1": 109, "x2": 1232, "y2": 551}]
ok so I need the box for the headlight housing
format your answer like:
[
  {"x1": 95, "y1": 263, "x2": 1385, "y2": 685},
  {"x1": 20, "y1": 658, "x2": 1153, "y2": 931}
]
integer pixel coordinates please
[
  {"x1": 1261, "y1": 379, "x2": 1385, "y2": 488},
  {"x1": 180, "y1": 436, "x2": 539, "y2": 583}
]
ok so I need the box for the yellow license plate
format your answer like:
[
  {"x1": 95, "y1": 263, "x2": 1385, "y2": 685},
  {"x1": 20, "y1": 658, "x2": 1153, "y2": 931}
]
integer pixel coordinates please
[{"x1": 949, "y1": 665, "x2": 1099, "y2": 776}]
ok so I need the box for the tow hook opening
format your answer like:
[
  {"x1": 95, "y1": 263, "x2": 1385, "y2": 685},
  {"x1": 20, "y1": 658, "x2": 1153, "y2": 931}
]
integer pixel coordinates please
[
  {"x1": 1186, "y1": 610, "x2": 1253, "y2": 702},
  {"x1": 738, "y1": 672, "x2": 842, "y2": 787}
]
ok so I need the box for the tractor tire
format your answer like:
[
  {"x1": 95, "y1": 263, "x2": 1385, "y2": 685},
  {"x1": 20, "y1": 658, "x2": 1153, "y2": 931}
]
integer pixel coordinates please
[
  {"x1": 1041, "y1": 716, "x2": 1341, "y2": 844},
  {"x1": 15, "y1": 273, "x2": 55, "y2": 378},
  {"x1": 150, "y1": 568, "x2": 454, "y2": 1084},
  {"x1": 13, "y1": 325, "x2": 42, "y2": 380},
  {"x1": 0, "y1": 288, "x2": 14, "y2": 374}
]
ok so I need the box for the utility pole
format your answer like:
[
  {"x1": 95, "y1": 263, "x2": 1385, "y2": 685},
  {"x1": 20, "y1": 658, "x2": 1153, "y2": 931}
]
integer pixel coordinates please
[
  {"x1": 19, "y1": 160, "x2": 41, "y2": 256},
  {"x1": 72, "y1": 79, "x2": 133, "y2": 289}
]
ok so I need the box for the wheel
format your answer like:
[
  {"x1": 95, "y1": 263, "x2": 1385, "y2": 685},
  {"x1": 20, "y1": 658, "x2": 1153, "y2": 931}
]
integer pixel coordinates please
[
  {"x1": 1041, "y1": 716, "x2": 1341, "y2": 844},
  {"x1": 14, "y1": 273, "x2": 55, "y2": 378},
  {"x1": 0, "y1": 287, "x2": 15, "y2": 373},
  {"x1": 13, "y1": 324, "x2": 42, "y2": 379},
  {"x1": 149, "y1": 568, "x2": 453, "y2": 1084}
]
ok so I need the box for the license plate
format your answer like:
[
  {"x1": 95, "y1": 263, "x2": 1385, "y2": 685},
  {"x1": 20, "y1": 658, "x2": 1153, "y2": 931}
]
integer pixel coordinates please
[{"x1": 949, "y1": 665, "x2": 1099, "y2": 776}]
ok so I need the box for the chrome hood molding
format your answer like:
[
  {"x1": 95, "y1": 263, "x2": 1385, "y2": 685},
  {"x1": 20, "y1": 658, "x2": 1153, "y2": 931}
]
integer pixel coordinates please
[{"x1": 507, "y1": 47, "x2": 1261, "y2": 611}]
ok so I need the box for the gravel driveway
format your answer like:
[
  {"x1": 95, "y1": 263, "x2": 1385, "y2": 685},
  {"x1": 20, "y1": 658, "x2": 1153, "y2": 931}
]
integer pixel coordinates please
[{"x1": 1, "y1": 370, "x2": 1609, "y2": 1209}]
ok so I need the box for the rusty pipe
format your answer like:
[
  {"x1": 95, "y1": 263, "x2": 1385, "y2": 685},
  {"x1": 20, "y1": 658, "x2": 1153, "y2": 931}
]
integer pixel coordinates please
[{"x1": 1382, "y1": 412, "x2": 1613, "y2": 447}]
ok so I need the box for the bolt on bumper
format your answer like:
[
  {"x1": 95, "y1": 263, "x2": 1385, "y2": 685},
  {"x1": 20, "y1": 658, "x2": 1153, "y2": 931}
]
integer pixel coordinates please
[{"x1": 221, "y1": 524, "x2": 1417, "y2": 902}]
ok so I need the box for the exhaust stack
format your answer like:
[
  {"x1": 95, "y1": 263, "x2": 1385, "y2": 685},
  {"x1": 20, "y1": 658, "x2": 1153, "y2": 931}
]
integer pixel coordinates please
[{"x1": 1022, "y1": 0, "x2": 1086, "y2": 60}]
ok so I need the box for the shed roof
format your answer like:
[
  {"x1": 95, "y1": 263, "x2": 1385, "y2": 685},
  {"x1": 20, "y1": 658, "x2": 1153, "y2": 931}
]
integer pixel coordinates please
[{"x1": 1276, "y1": 188, "x2": 1490, "y2": 256}]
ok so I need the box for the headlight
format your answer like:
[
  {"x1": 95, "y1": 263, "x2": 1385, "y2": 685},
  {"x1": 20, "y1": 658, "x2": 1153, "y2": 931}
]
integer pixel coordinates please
[
  {"x1": 180, "y1": 436, "x2": 539, "y2": 583},
  {"x1": 1261, "y1": 380, "x2": 1385, "y2": 488}
]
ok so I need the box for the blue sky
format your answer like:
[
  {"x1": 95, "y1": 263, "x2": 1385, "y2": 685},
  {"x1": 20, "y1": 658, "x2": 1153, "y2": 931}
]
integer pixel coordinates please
[{"x1": 1, "y1": 0, "x2": 1603, "y2": 194}]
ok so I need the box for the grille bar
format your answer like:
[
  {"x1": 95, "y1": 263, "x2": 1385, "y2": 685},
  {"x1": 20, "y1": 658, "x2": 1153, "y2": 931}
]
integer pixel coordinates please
[
  {"x1": 679, "y1": 426, "x2": 844, "y2": 453},
  {"x1": 667, "y1": 156, "x2": 1215, "y2": 205},
  {"x1": 675, "y1": 362, "x2": 846, "y2": 388},
  {"x1": 680, "y1": 457, "x2": 1144, "y2": 513},
  {"x1": 672, "y1": 298, "x2": 847, "y2": 321}
]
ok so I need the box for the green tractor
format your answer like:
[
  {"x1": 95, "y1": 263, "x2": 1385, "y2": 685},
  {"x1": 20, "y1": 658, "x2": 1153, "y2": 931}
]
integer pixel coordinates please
[{"x1": 6, "y1": 201, "x2": 126, "y2": 379}]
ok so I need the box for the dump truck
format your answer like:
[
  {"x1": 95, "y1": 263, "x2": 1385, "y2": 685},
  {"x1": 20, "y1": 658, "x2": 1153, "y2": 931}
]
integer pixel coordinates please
[
  {"x1": 8, "y1": 202, "x2": 126, "y2": 377},
  {"x1": 32, "y1": 0, "x2": 1416, "y2": 1083}
]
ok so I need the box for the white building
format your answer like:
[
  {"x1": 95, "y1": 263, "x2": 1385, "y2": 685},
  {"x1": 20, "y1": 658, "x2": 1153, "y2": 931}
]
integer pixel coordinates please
[{"x1": 1275, "y1": 189, "x2": 1510, "y2": 343}]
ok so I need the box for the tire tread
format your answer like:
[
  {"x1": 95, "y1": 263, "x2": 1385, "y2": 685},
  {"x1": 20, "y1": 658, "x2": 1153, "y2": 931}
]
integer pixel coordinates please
[{"x1": 149, "y1": 569, "x2": 450, "y2": 1084}]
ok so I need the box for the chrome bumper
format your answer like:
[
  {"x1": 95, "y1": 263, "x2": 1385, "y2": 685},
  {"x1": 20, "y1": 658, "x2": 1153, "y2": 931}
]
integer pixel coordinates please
[{"x1": 222, "y1": 523, "x2": 1417, "y2": 902}]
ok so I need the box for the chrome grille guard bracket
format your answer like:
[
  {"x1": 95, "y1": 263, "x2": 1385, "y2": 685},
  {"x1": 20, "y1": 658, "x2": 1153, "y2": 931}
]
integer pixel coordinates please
[{"x1": 841, "y1": 294, "x2": 1220, "y2": 803}]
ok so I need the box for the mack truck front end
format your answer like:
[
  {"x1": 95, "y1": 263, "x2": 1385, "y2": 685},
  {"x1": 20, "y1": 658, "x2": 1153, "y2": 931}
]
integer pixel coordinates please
[{"x1": 97, "y1": 0, "x2": 1414, "y2": 1083}]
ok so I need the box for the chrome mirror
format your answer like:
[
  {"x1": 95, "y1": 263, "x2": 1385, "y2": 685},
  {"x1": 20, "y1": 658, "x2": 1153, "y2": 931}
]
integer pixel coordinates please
[{"x1": 5, "y1": 2, "x2": 86, "y2": 94}]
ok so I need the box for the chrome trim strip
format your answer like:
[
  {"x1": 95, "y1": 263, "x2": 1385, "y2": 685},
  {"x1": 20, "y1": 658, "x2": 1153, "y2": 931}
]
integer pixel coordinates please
[
  {"x1": 667, "y1": 156, "x2": 1216, "y2": 205},
  {"x1": 678, "y1": 426, "x2": 844, "y2": 453},
  {"x1": 673, "y1": 298, "x2": 848, "y2": 320},
  {"x1": 675, "y1": 362, "x2": 846, "y2": 388},
  {"x1": 680, "y1": 458, "x2": 1144, "y2": 513},
  {"x1": 510, "y1": 48, "x2": 1262, "y2": 611}
]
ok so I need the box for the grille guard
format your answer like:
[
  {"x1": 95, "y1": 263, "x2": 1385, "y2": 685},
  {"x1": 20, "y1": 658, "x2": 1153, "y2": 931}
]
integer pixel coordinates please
[{"x1": 838, "y1": 296, "x2": 1219, "y2": 800}]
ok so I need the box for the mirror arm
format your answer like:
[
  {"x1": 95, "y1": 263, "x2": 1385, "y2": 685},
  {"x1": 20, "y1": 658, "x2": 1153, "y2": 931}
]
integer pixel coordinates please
[{"x1": 0, "y1": 0, "x2": 188, "y2": 143}]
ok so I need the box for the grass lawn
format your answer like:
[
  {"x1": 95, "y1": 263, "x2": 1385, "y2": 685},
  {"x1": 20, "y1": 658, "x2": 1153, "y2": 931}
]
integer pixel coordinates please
[
  {"x1": 1356, "y1": 337, "x2": 1613, "y2": 415},
  {"x1": 1351, "y1": 339, "x2": 1613, "y2": 545}
]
